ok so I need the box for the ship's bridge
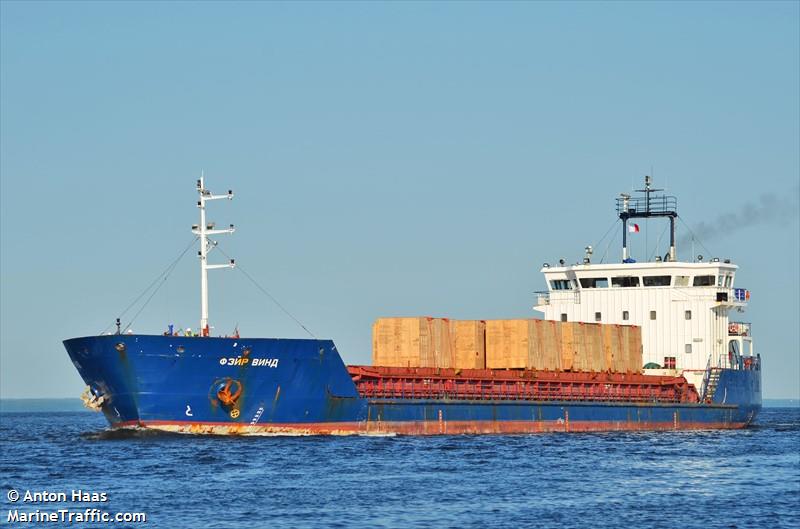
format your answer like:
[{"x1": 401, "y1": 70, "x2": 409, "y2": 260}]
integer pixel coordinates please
[{"x1": 537, "y1": 260, "x2": 747, "y2": 309}]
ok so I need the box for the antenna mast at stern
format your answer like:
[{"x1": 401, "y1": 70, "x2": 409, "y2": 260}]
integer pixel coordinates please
[
  {"x1": 616, "y1": 176, "x2": 678, "y2": 263},
  {"x1": 192, "y1": 174, "x2": 235, "y2": 336}
]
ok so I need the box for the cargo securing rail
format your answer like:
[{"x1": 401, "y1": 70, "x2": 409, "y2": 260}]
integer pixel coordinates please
[{"x1": 348, "y1": 365, "x2": 699, "y2": 404}]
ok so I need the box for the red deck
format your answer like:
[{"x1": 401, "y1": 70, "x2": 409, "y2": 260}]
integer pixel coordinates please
[{"x1": 348, "y1": 365, "x2": 700, "y2": 404}]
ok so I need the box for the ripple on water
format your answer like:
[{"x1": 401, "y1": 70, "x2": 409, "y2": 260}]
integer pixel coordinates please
[{"x1": 0, "y1": 408, "x2": 798, "y2": 529}]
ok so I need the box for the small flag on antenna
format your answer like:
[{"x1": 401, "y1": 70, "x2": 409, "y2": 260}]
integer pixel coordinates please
[{"x1": 629, "y1": 224, "x2": 640, "y2": 233}]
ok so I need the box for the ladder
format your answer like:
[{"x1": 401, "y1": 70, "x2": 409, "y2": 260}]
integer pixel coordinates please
[{"x1": 702, "y1": 368, "x2": 722, "y2": 402}]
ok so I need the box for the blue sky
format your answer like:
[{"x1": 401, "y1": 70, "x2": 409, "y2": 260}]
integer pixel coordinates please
[{"x1": 1, "y1": 1, "x2": 798, "y2": 398}]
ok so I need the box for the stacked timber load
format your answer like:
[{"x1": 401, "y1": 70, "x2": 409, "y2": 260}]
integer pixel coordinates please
[
  {"x1": 561, "y1": 322, "x2": 642, "y2": 373},
  {"x1": 373, "y1": 317, "x2": 642, "y2": 373},
  {"x1": 602, "y1": 324, "x2": 623, "y2": 372},
  {"x1": 622, "y1": 325, "x2": 643, "y2": 373},
  {"x1": 451, "y1": 320, "x2": 486, "y2": 369},
  {"x1": 484, "y1": 320, "x2": 642, "y2": 373},
  {"x1": 483, "y1": 319, "x2": 561, "y2": 370},
  {"x1": 484, "y1": 319, "x2": 529, "y2": 369},
  {"x1": 485, "y1": 319, "x2": 563, "y2": 370},
  {"x1": 372, "y1": 317, "x2": 454, "y2": 368},
  {"x1": 600, "y1": 324, "x2": 643, "y2": 373},
  {"x1": 560, "y1": 322, "x2": 606, "y2": 372}
]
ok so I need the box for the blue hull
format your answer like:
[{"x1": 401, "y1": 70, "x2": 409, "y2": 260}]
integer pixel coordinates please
[{"x1": 64, "y1": 334, "x2": 762, "y2": 435}]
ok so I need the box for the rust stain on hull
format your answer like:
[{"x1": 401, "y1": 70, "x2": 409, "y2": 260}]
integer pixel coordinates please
[{"x1": 114, "y1": 419, "x2": 748, "y2": 436}]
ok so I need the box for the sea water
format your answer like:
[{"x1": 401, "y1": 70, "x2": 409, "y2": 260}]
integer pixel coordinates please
[{"x1": 1, "y1": 408, "x2": 798, "y2": 528}]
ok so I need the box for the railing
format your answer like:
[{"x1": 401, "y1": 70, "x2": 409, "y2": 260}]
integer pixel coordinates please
[
  {"x1": 534, "y1": 291, "x2": 550, "y2": 305},
  {"x1": 615, "y1": 195, "x2": 677, "y2": 216},
  {"x1": 537, "y1": 290, "x2": 580, "y2": 305},
  {"x1": 704, "y1": 351, "x2": 760, "y2": 372},
  {"x1": 348, "y1": 366, "x2": 700, "y2": 404},
  {"x1": 738, "y1": 354, "x2": 760, "y2": 371}
]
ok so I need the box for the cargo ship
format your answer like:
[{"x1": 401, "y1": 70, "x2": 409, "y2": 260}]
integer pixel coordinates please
[{"x1": 64, "y1": 176, "x2": 761, "y2": 435}]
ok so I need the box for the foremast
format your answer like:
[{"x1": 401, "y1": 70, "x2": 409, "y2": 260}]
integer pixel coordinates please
[{"x1": 191, "y1": 175, "x2": 235, "y2": 336}]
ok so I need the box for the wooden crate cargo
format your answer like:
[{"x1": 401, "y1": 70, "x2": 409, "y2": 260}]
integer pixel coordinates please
[
  {"x1": 565, "y1": 322, "x2": 638, "y2": 373},
  {"x1": 602, "y1": 324, "x2": 625, "y2": 373},
  {"x1": 621, "y1": 325, "x2": 643, "y2": 373},
  {"x1": 536, "y1": 319, "x2": 562, "y2": 371},
  {"x1": 485, "y1": 319, "x2": 530, "y2": 369},
  {"x1": 518, "y1": 319, "x2": 563, "y2": 371},
  {"x1": 372, "y1": 317, "x2": 452, "y2": 368},
  {"x1": 372, "y1": 318, "x2": 428, "y2": 368},
  {"x1": 559, "y1": 322, "x2": 576, "y2": 371},
  {"x1": 374, "y1": 316, "x2": 643, "y2": 373},
  {"x1": 633, "y1": 326, "x2": 643, "y2": 372},
  {"x1": 451, "y1": 320, "x2": 486, "y2": 370},
  {"x1": 570, "y1": 323, "x2": 588, "y2": 371},
  {"x1": 582, "y1": 323, "x2": 606, "y2": 372},
  {"x1": 372, "y1": 317, "x2": 430, "y2": 368},
  {"x1": 526, "y1": 319, "x2": 545, "y2": 370},
  {"x1": 429, "y1": 317, "x2": 453, "y2": 368},
  {"x1": 596, "y1": 324, "x2": 643, "y2": 373},
  {"x1": 486, "y1": 319, "x2": 565, "y2": 371}
]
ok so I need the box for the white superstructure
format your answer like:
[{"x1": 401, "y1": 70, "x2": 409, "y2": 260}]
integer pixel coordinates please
[{"x1": 533, "y1": 177, "x2": 754, "y2": 392}]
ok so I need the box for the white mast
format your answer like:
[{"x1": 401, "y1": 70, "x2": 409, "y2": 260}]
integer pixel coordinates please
[{"x1": 192, "y1": 173, "x2": 235, "y2": 336}]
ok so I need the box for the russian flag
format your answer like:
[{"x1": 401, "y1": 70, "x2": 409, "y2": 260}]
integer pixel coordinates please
[{"x1": 629, "y1": 223, "x2": 640, "y2": 233}]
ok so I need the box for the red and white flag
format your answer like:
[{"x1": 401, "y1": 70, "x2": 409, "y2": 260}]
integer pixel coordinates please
[{"x1": 628, "y1": 223, "x2": 640, "y2": 233}]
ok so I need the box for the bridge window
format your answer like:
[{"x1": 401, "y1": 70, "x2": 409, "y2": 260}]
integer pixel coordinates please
[
  {"x1": 650, "y1": 311, "x2": 657, "y2": 320},
  {"x1": 579, "y1": 277, "x2": 608, "y2": 288},
  {"x1": 550, "y1": 279, "x2": 573, "y2": 291},
  {"x1": 718, "y1": 275, "x2": 725, "y2": 287},
  {"x1": 643, "y1": 275, "x2": 671, "y2": 286},
  {"x1": 612, "y1": 276, "x2": 640, "y2": 287},
  {"x1": 725, "y1": 275, "x2": 732, "y2": 287},
  {"x1": 560, "y1": 313, "x2": 568, "y2": 322},
  {"x1": 693, "y1": 275, "x2": 715, "y2": 286},
  {"x1": 685, "y1": 344, "x2": 692, "y2": 354},
  {"x1": 622, "y1": 310, "x2": 629, "y2": 320},
  {"x1": 664, "y1": 357, "x2": 676, "y2": 369},
  {"x1": 595, "y1": 312, "x2": 602, "y2": 322},
  {"x1": 685, "y1": 310, "x2": 692, "y2": 320},
  {"x1": 675, "y1": 275, "x2": 690, "y2": 286}
]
